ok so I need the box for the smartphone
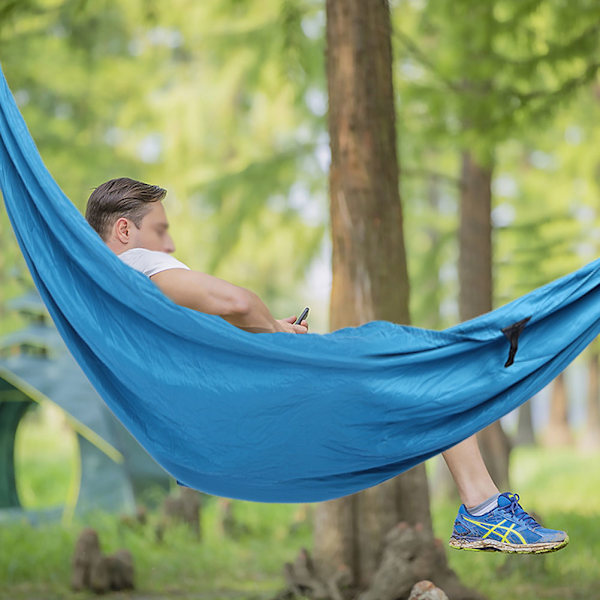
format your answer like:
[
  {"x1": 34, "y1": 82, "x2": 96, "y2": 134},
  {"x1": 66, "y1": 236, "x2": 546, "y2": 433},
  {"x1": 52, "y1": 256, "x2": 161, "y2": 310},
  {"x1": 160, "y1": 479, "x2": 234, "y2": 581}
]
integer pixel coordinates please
[{"x1": 294, "y1": 307, "x2": 310, "y2": 325}]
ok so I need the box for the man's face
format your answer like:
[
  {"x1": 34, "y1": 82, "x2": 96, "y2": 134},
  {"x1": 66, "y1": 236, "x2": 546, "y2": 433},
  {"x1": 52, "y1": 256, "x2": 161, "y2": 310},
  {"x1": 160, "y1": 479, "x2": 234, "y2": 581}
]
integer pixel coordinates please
[{"x1": 129, "y1": 202, "x2": 175, "y2": 253}]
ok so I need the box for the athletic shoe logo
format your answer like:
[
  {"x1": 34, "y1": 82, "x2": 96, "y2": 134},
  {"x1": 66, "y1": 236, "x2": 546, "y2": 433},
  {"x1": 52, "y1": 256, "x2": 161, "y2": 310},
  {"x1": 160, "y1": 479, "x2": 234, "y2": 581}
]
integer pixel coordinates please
[{"x1": 462, "y1": 516, "x2": 527, "y2": 544}]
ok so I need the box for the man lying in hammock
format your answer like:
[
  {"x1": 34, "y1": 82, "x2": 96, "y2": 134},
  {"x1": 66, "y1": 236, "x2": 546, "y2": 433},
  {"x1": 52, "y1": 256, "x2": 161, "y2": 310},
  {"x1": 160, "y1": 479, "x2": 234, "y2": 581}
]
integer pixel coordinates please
[{"x1": 85, "y1": 176, "x2": 569, "y2": 555}]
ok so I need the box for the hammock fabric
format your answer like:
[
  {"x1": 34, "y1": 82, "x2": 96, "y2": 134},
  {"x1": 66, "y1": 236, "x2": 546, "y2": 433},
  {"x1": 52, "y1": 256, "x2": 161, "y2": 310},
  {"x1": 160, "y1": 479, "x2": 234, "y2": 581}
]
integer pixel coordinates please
[{"x1": 1, "y1": 65, "x2": 600, "y2": 504}]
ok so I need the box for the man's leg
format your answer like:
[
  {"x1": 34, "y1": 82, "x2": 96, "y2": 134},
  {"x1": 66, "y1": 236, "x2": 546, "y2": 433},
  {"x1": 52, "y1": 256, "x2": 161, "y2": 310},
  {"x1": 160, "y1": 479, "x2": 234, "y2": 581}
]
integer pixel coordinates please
[
  {"x1": 442, "y1": 435, "x2": 498, "y2": 509},
  {"x1": 443, "y1": 434, "x2": 569, "y2": 554}
]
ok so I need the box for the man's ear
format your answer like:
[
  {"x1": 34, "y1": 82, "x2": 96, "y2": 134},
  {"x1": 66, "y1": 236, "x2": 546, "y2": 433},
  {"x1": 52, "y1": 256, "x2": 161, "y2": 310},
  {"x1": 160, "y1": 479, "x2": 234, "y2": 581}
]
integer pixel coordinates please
[{"x1": 114, "y1": 217, "x2": 130, "y2": 244}]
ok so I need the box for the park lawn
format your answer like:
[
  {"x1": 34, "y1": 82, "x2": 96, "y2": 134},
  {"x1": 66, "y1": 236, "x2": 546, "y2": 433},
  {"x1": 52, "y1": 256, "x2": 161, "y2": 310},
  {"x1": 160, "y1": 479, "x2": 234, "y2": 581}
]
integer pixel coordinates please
[{"x1": 0, "y1": 445, "x2": 598, "y2": 600}]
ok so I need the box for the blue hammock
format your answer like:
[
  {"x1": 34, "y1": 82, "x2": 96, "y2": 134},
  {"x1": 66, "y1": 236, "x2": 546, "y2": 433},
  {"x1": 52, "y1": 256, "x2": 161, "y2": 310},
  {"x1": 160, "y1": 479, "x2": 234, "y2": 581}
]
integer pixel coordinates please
[{"x1": 1, "y1": 65, "x2": 599, "y2": 503}]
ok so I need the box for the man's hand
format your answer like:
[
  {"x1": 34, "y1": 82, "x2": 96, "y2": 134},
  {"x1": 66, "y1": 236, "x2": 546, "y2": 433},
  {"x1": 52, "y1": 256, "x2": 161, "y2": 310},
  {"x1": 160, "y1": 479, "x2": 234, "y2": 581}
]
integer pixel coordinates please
[{"x1": 275, "y1": 315, "x2": 309, "y2": 334}]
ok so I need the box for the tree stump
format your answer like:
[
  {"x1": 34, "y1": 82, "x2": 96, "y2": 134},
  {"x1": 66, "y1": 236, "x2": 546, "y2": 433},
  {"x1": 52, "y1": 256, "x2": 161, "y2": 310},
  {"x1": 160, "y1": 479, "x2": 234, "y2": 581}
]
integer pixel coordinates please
[
  {"x1": 277, "y1": 522, "x2": 484, "y2": 600},
  {"x1": 358, "y1": 522, "x2": 482, "y2": 600},
  {"x1": 408, "y1": 580, "x2": 449, "y2": 600},
  {"x1": 107, "y1": 549, "x2": 135, "y2": 590},
  {"x1": 71, "y1": 528, "x2": 102, "y2": 591},
  {"x1": 219, "y1": 498, "x2": 251, "y2": 538},
  {"x1": 89, "y1": 555, "x2": 111, "y2": 594},
  {"x1": 71, "y1": 528, "x2": 135, "y2": 593},
  {"x1": 161, "y1": 486, "x2": 202, "y2": 539},
  {"x1": 281, "y1": 547, "x2": 351, "y2": 600}
]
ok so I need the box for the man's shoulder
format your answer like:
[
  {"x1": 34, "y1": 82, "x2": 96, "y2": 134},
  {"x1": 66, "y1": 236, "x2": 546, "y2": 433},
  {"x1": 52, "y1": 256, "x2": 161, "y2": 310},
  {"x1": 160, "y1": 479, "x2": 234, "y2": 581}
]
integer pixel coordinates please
[
  {"x1": 119, "y1": 248, "x2": 164, "y2": 259},
  {"x1": 118, "y1": 248, "x2": 191, "y2": 277}
]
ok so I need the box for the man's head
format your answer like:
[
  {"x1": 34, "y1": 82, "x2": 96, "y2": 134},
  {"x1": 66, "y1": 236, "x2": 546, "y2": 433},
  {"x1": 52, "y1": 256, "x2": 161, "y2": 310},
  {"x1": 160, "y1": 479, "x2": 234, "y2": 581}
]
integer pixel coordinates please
[{"x1": 85, "y1": 177, "x2": 175, "y2": 254}]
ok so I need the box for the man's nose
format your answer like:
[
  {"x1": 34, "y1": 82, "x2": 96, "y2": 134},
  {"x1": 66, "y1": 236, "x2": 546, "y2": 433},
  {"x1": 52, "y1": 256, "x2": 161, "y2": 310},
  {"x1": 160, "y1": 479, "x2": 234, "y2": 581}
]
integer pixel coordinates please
[{"x1": 164, "y1": 234, "x2": 175, "y2": 254}]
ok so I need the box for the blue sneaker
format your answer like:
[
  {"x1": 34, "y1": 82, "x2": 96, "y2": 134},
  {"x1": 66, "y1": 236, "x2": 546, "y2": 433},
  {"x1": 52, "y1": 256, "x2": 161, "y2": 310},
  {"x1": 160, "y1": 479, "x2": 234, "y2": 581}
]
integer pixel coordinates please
[{"x1": 449, "y1": 492, "x2": 569, "y2": 554}]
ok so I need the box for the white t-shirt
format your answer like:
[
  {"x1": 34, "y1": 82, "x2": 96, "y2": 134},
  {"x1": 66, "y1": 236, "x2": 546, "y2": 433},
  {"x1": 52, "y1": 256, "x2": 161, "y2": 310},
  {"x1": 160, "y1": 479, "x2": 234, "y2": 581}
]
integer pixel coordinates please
[{"x1": 118, "y1": 248, "x2": 191, "y2": 277}]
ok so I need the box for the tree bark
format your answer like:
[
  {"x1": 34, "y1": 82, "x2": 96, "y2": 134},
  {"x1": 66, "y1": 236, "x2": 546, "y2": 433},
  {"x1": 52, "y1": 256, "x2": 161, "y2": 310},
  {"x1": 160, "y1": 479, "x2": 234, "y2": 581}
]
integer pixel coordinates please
[
  {"x1": 514, "y1": 400, "x2": 536, "y2": 447},
  {"x1": 316, "y1": 0, "x2": 415, "y2": 588},
  {"x1": 543, "y1": 372, "x2": 573, "y2": 447},
  {"x1": 580, "y1": 349, "x2": 600, "y2": 451},
  {"x1": 326, "y1": 3, "x2": 410, "y2": 329},
  {"x1": 458, "y1": 151, "x2": 511, "y2": 492}
]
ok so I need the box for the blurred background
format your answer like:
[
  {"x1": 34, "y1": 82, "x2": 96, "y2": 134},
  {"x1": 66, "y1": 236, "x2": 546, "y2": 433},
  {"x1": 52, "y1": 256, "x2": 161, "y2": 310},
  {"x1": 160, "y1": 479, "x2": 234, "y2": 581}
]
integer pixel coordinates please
[{"x1": 1, "y1": 1, "x2": 599, "y2": 599}]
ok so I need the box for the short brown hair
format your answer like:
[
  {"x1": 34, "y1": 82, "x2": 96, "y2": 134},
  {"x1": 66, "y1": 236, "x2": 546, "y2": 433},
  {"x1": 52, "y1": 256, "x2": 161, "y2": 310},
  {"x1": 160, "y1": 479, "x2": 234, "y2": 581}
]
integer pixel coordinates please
[{"x1": 85, "y1": 177, "x2": 166, "y2": 240}]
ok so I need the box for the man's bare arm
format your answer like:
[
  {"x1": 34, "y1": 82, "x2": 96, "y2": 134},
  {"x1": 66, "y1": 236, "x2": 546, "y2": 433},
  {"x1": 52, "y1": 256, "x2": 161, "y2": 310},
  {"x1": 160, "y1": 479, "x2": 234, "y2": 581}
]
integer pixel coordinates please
[{"x1": 149, "y1": 268, "x2": 307, "y2": 333}]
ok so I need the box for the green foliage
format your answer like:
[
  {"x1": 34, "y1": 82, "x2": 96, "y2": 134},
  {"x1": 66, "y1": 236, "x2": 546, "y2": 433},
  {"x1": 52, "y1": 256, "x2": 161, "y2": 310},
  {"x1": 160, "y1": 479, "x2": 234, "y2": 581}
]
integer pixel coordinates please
[
  {"x1": 2, "y1": 0, "x2": 600, "y2": 335},
  {"x1": 0, "y1": 0, "x2": 329, "y2": 333},
  {"x1": 396, "y1": 0, "x2": 600, "y2": 152},
  {"x1": 145, "y1": 0, "x2": 328, "y2": 314},
  {"x1": 493, "y1": 83, "x2": 600, "y2": 301},
  {"x1": 392, "y1": 0, "x2": 600, "y2": 327}
]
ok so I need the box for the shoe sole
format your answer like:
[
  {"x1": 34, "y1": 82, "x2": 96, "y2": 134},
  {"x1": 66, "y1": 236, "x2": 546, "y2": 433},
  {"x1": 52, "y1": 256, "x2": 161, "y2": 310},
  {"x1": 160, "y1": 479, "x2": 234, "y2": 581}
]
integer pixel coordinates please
[{"x1": 448, "y1": 535, "x2": 569, "y2": 554}]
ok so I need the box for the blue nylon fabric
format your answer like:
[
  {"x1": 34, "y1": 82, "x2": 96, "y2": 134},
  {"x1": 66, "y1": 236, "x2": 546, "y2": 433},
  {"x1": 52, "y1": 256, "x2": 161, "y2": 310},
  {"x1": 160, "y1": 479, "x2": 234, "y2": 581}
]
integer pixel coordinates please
[{"x1": 1, "y1": 65, "x2": 600, "y2": 503}]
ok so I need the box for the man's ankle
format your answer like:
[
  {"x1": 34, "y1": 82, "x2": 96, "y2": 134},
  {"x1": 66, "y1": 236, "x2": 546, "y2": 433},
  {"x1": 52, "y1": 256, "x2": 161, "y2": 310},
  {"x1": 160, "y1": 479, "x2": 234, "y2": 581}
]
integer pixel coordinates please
[{"x1": 465, "y1": 493, "x2": 501, "y2": 516}]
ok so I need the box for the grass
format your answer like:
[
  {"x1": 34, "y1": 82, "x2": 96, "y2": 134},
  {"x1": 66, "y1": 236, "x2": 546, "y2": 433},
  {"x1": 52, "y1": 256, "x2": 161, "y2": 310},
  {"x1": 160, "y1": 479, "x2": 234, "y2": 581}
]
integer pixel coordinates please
[
  {"x1": 0, "y1": 500, "x2": 311, "y2": 600},
  {"x1": 1, "y1": 411, "x2": 599, "y2": 599}
]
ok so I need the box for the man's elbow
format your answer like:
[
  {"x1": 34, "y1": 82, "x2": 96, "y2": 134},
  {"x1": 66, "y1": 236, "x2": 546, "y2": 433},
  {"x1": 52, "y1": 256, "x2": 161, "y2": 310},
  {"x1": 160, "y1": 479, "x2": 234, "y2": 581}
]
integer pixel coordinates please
[{"x1": 225, "y1": 288, "x2": 251, "y2": 316}]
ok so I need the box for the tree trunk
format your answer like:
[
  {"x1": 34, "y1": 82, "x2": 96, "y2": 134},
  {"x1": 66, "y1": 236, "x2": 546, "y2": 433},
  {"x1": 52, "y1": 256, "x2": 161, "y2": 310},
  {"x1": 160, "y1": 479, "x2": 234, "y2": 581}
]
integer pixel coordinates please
[
  {"x1": 580, "y1": 349, "x2": 600, "y2": 451},
  {"x1": 514, "y1": 400, "x2": 536, "y2": 447},
  {"x1": 316, "y1": 0, "x2": 417, "y2": 588},
  {"x1": 459, "y1": 151, "x2": 511, "y2": 492},
  {"x1": 543, "y1": 372, "x2": 573, "y2": 447},
  {"x1": 288, "y1": 3, "x2": 481, "y2": 600}
]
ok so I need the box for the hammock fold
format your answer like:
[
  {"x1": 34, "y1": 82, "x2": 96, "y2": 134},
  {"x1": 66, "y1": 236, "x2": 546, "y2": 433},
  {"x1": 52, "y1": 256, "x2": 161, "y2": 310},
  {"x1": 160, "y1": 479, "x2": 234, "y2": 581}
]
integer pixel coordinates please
[{"x1": 1, "y1": 64, "x2": 599, "y2": 503}]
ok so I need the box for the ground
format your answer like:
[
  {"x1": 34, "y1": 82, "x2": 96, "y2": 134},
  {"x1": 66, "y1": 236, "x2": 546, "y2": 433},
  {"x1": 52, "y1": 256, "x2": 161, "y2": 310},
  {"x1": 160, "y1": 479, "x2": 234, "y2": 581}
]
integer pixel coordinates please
[{"x1": 1, "y1": 441, "x2": 598, "y2": 600}]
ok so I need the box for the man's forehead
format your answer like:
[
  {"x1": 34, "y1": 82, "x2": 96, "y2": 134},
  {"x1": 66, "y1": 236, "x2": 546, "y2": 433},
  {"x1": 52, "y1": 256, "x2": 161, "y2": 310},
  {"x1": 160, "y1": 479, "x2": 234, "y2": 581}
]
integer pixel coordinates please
[{"x1": 145, "y1": 202, "x2": 169, "y2": 225}]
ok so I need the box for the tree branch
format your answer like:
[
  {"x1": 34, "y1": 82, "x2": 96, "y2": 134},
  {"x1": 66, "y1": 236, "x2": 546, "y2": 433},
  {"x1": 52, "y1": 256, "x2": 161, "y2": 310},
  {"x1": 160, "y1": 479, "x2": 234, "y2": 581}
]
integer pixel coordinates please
[
  {"x1": 489, "y1": 22, "x2": 600, "y2": 71},
  {"x1": 401, "y1": 167, "x2": 461, "y2": 187}
]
